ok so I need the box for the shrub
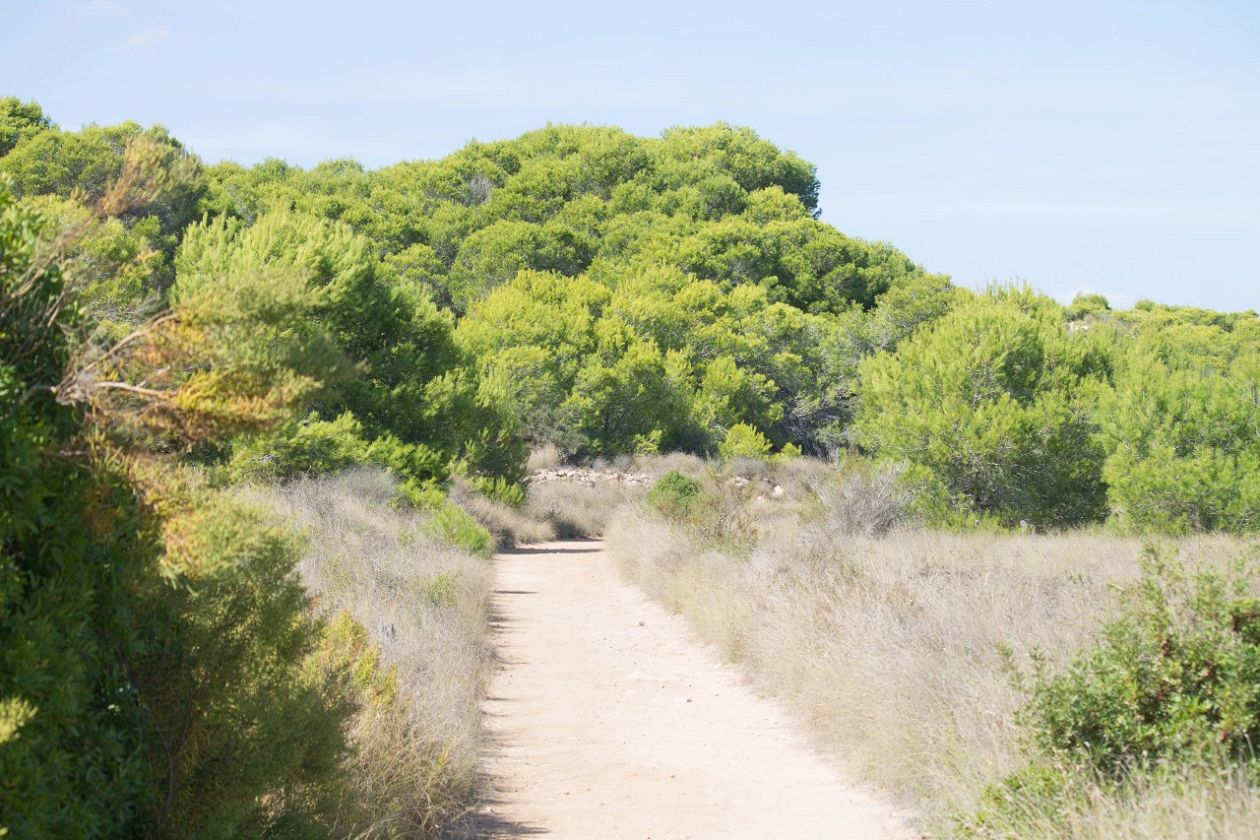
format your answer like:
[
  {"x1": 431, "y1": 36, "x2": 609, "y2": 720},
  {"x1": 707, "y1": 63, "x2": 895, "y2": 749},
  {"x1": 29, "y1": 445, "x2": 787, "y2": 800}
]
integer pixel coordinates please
[
  {"x1": 397, "y1": 478, "x2": 495, "y2": 556},
  {"x1": 1097, "y1": 337, "x2": 1260, "y2": 533},
  {"x1": 719, "y1": 422, "x2": 773, "y2": 461},
  {"x1": 967, "y1": 547, "x2": 1260, "y2": 833},
  {"x1": 471, "y1": 475, "x2": 527, "y2": 508},
  {"x1": 647, "y1": 470, "x2": 703, "y2": 520},
  {"x1": 422, "y1": 502, "x2": 495, "y2": 558},
  {"x1": 227, "y1": 412, "x2": 368, "y2": 481},
  {"x1": 1020, "y1": 548, "x2": 1260, "y2": 777},
  {"x1": 139, "y1": 490, "x2": 355, "y2": 837},
  {"x1": 453, "y1": 479, "x2": 555, "y2": 549}
]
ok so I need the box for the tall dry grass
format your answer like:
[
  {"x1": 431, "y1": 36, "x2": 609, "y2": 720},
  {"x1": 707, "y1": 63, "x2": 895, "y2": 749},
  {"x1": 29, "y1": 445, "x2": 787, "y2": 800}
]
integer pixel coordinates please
[
  {"x1": 606, "y1": 460, "x2": 1255, "y2": 836},
  {"x1": 523, "y1": 478, "x2": 643, "y2": 538},
  {"x1": 450, "y1": 478, "x2": 556, "y2": 549},
  {"x1": 250, "y1": 469, "x2": 493, "y2": 837}
]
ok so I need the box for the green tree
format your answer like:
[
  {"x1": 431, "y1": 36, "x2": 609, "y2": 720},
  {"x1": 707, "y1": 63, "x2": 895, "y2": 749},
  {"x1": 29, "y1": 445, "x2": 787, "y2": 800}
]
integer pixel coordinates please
[
  {"x1": 0, "y1": 97, "x2": 52, "y2": 157},
  {"x1": 854, "y1": 289, "x2": 1108, "y2": 527},
  {"x1": 1096, "y1": 330, "x2": 1260, "y2": 532}
]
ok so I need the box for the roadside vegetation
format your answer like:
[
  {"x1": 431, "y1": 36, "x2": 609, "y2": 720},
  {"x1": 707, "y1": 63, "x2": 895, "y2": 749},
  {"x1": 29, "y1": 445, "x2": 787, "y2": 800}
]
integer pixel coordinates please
[
  {"x1": 255, "y1": 470, "x2": 493, "y2": 837},
  {"x1": 608, "y1": 460, "x2": 1258, "y2": 837},
  {"x1": 2, "y1": 91, "x2": 1258, "y2": 838}
]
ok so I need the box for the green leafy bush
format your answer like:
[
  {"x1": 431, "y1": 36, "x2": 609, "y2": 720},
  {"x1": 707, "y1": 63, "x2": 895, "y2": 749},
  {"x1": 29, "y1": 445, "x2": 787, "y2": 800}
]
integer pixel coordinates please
[
  {"x1": 471, "y1": 475, "x2": 527, "y2": 508},
  {"x1": 422, "y1": 503, "x2": 495, "y2": 558},
  {"x1": 1096, "y1": 334, "x2": 1260, "y2": 533},
  {"x1": 140, "y1": 490, "x2": 355, "y2": 837},
  {"x1": 648, "y1": 470, "x2": 704, "y2": 520},
  {"x1": 398, "y1": 481, "x2": 495, "y2": 557},
  {"x1": 1, "y1": 184, "x2": 151, "y2": 836},
  {"x1": 1024, "y1": 549, "x2": 1260, "y2": 775},
  {"x1": 228, "y1": 412, "x2": 369, "y2": 481},
  {"x1": 1, "y1": 182, "x2": 364, "y2": 837},
  {"x1": 970, "y1": 548, "x2": 1260, "y2": 832},
  {"x1": 719, "y1": 422, "x2": 773, "y2": 461}
]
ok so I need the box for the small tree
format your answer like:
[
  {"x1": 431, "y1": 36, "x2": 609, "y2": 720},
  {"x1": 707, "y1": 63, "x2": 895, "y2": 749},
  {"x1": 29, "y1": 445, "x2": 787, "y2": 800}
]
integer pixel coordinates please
[
  {"x1": 719, "y1": 422, "x2": 773, "y2": 461},
  {"x1": 854, "y1": 289, "x2": 1108, "y2": 527}
]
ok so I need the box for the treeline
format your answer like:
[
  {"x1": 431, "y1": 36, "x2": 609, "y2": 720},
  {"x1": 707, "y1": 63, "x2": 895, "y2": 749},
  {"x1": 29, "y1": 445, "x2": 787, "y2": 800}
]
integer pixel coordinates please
[
  {"x1": 1, "y1": 95, "x2": 1258, "y2": 835},
  {"x1": 7, "y1": 98, "x2": 1250, "y2": 534}
]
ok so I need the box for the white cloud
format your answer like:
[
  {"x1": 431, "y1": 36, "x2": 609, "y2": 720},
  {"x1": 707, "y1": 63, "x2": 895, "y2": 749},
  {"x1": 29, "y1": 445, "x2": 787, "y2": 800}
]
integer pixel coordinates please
[{"x1": 121, "y1": 24, "x2": 169, "y2": 49}]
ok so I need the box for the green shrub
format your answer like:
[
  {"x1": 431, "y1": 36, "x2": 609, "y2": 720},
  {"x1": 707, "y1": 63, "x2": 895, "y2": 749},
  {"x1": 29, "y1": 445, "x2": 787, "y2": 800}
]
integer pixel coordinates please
[
  {"x1": 1, "y1": 184, "x2": 152, "y2": 837},
  {"x1": 1097, "y1": 337, "x2": 1260, "y2": 533},
  {"x1": 648, "y1": 470, "x2": 704, "y2": 520},
  {"x1": 138, "y1": 490, "x2": 356, "y2": 837},
  {"x1": 422, "y1": 503, "x2": 495, "y2": 558},
  {"x1": 969, "y1": 548, "x2": 1260, "y2": 832},
  {"x1": 1023, "y1": 548, "x2": 1260, "y2": 775},
  {"x1": 471, "y1": 475, "x2": 527, "y2": 508},
  {"x1": 228, "y1": 412, "x2": 369, "y2": 481},
  {"x1": 718, "y1": 422, "x2": 773, "y2": 461},
  {"x1": 364, "y1": 434, "x2": 448, "y2": 484}
]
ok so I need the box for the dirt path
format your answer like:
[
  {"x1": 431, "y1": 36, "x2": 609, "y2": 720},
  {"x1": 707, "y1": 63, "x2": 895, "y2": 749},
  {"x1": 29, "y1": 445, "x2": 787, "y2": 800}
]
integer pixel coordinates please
[{"x1": 476, "y1": 541, "x2": 910, "y2": 839}]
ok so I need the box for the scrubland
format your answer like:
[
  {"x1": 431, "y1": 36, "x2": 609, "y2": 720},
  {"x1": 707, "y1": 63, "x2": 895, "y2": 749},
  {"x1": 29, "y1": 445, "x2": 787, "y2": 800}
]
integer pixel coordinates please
[{"x1": 602, "y1": 458, "x2": 1259, "y2": 838}]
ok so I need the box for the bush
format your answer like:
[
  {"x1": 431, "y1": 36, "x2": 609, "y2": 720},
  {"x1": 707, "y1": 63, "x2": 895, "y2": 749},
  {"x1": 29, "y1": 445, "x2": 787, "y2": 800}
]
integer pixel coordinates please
[
  {"x1": 397, "y1": 477, "x2": 496, "y2": 555},
  {"x1": 453, "y1": 479, "x2": 555, "y2": 549},
  {"x1": 228, "y1": 412, "x2": 369, "y2": 481},
  {"x1": 968, "y1": 547, "x2": 1260, "y2": 833},
  {"x1": 1097, "y1": 337, "x2": 1260, "y2": 533},
  {"x1": 647, "y1": 470, "x2": 703, "y2": 520},
  {"x1": 471, "y1": 475, "x2": 527, "y2": 508},
  {"x1": 719, "y1": 422, "x2": 773, "y2": 461},
  {"x1": 138, "y1": 490, "x2": 356, "y2": 837},
  {"x1": 1021, "y1": 548, "x2": 1260, "y2": 776}
]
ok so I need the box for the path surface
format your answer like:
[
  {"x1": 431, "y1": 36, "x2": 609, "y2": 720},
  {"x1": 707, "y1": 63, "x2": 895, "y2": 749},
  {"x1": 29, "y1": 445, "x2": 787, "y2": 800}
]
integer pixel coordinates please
[{"x1": 476, "y1": 540, "x2": 910, "y2": 840}]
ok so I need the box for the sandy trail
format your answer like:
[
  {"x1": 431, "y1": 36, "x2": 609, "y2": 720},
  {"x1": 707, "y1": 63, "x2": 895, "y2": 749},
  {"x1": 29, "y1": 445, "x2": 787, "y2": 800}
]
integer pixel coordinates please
[{"x1": 476, "y1": 540, "x2": 909, "y2": 840}]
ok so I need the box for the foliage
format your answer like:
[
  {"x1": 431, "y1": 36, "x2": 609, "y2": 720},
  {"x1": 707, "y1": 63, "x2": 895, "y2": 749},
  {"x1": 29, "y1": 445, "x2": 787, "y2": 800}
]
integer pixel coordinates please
[
  {"x1": 188, "y1": 120, "x2": 944, "y2": 459},
  {"x1": 174, "y1": 209, "x2": 523, "y2": 483},
  {"x1": 138, "y1": 489, "x2": 354, "y2": 838},
  {"x1": 0, "y1": 157, "x2": 365, "y2": 838},
  {"x1": 421, "y1": 503, "x2": 496, "y2": 558},
  {"x1": 1096, "y1": 329, "x2": 1260, "y2": 533},
  {"x1": 854, "y1": 289, "x2": 1110, "y2": 527},
  {"x1": 0, "y1": 98, "x2": 52, "y2": 157},
  {"x1": 968, "y1": 548, "x2": 1260, "y2": 834},
  {"x1": 718, "y1": 422, "x2": 773, "y2": 461},
  {"x1": 1025, "y1": 549, "x2": 1260, "y2": 775},
  {"x1": 1, "y1": 182, "x2": 150, "y2": 837},
  {"x1": 647, "y1": 470, "x2": 704, "y2": 520}
]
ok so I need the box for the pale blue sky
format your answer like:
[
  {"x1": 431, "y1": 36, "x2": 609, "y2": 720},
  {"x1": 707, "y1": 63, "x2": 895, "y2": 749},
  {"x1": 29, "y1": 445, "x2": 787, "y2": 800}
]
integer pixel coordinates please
[{"x1": 5, "y1": 1, "x2": 1258, "y2": 311}]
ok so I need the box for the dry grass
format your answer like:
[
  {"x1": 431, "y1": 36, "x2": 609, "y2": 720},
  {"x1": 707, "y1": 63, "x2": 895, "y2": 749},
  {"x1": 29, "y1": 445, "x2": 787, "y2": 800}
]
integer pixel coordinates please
[
  {"x1": 249, "y1": 469, "x2": 493, "y2": 837},
  {"x1": 1033, "y1": 766, "x2": 1260, "y2": 840},
  {"x1": 606, "y1": 459, "x2": 1256, "y2": 836},
  {"x1": 524, "y1": 478, "x2": 645, "y2": 538},
  {"x1": 451, "y1": 480, "x2": 556, "y2": 549}
]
